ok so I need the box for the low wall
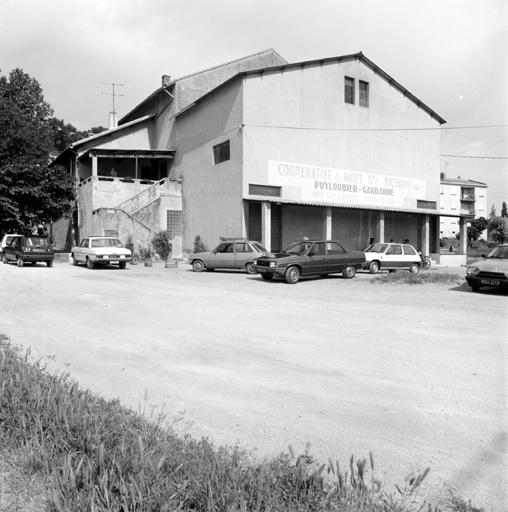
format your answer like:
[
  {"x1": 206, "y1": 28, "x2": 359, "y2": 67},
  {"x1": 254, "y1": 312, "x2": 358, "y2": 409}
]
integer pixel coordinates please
[{"x1": 432, "y1": 253, "x2": 467, "y2": 267}]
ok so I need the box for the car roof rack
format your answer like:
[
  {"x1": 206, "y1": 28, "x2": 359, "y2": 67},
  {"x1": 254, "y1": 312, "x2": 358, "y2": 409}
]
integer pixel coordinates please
[{"x1": 219, "y1": 237, "x2": 247, "y2": 242}]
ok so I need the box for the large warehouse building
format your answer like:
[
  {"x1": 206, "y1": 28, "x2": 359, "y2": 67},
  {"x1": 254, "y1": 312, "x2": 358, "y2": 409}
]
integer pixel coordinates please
[{"x1": 53, "y1": 49, "x2": 470, "y2": 259}]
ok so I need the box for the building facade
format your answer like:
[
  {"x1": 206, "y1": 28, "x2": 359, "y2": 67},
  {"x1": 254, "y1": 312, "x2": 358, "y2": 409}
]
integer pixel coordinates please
[
  {"x1": 439, "y1": 176, "x2": 488, "y2": 239},
  {"x1": 52, "y1": 50, "x2": 472, "y2": 259}
]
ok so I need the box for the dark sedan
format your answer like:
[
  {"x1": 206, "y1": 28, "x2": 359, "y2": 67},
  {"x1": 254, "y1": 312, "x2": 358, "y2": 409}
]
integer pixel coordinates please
[
  {"x1": 252, "y1": 240, "x2": 365, "y2": 284},
  {"x1": 2, "y1": 235, "x2": 55, "y2": 267}
]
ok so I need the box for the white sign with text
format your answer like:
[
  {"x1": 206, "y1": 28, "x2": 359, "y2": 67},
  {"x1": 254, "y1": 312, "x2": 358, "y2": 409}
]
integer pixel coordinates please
[{"x1": 268, "y1": 160, "x2": 426, "y2": 208}]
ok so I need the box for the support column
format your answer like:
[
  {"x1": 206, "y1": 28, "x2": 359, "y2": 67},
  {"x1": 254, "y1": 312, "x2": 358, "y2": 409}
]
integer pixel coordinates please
[
  {"x1": 135, "y1": 156, "x2": 138, "y2": 179},
  {"x1": 92, "y1": 156, "x2": 98, "y2": 177},
  {"x1": 262, "y1": 202, "x2": 271, "y2": 252},
  {"x1": 376, "y1": 211, "x2": 385, "y2": 243},
  {"x1": 422, "y1": 214, "x2": 430, "y2": 256},
  {"x1": 241, "y1": 201, "x2": 248, "y2": 239},
  {"x1": 459, "y1": 217, "x2": 468, "y2": 254},
  {"x1": 324, "y1": 207, "x2": 332, "y2": 239}
]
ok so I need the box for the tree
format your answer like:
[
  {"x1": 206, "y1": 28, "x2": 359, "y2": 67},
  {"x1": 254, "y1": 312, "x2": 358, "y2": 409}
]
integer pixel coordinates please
[
  {"x1": 0, "y1": 68, "x2": 75, "y2": 235},
  {"x1": 467, "y1": 217, "x2": 488, "y2": 247},
  {"x1": 489, "y1": 204, "x2": 496, "y2": 219},
  {"x1": 48, "y1": 117, "x2": 107, "y2": 153},
  {"x1": 151, "y1": 229, "x2": 172, "y2": 261},
  {"x1": 502, "y1": 201, "x2": 507, "y2": 218},
  {"x1": 488, "y1": 217, "x2": 508, "y2": 245}
]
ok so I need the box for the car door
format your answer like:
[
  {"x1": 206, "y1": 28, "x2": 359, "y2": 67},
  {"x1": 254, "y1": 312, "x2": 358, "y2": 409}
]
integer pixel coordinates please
[
  {"x1": 5, "y1": 237, "x2": 21, "y2": 261},
  {"x1": 234, "y1": 242, "x2": 253, "y2": 268},
  {"x1": 208, "y1": 242, "x2": 235, "y2": 269},
  {"x1": 325, "y1": 242, "x2": 349, "y2": 273},
  {"x1": 75, "y1": 238, "x2": 89, "y2": 262},
  {"x1": 304, "y1": 242, "x2": 327, "y2": 275},
  {"x1": 385, "y1": 244, "x2": 403, "y2": 268}
]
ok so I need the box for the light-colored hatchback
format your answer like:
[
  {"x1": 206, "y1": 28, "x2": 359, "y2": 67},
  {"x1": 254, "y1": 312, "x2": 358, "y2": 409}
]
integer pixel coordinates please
[{"x1": 363, "y1": 242, "x2": 422, "y2": 274}]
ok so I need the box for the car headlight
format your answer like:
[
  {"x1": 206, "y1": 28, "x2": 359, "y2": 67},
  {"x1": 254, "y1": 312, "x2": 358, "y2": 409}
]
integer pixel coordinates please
[
  {"x1": 269, "y1": 261, "x2": 277, "y2": 268},
  {"x1": 466, "y1": 266, "x2": 480, "y2": 276},
  {"x1": 253, "y1": 260, "x2": 257, "y2": 265}
]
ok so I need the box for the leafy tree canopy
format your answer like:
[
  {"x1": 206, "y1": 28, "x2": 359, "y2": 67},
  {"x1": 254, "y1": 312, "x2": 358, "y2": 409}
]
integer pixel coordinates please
[
  {"x1": 0, "y1": 68, "x2": 75, "y2": 235},
  {"x1": 488, "y1": 217, "x2": 508, "y2": 245},
  {"x1": 467, "y1": 217, "x2": 488, "y2": 244},
  {"x1": 48, "y1": 117, "x2": 107, "y2": 153}
]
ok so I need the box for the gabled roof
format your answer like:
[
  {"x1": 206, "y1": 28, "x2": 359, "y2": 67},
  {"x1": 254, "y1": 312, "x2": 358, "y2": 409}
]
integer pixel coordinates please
[
  {"x1": 176, "y1": 51, "x2": 446, "y2": 125},
  {"x1": 119, "y1": 48, "x2": 287, "y2": 124},
  {"x1": 441, "y1": 178, "x2": 487, "y2": 187}
]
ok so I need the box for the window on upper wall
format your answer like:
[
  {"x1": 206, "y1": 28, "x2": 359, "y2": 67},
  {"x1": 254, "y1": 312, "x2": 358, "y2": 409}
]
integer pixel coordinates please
[
  {"x1": 213, "y1": 140, "x2": 230, "y2": 165},
  {"x1": 345, "y1": 77, "x2": 355, "y2": 104},
  {"x1": 359, "y1": 81, "x2": 369, "y2": 107}
]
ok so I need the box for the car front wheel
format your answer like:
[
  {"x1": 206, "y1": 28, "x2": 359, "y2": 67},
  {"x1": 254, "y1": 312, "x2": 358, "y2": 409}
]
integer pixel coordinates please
[
  {"x1": 2, "y1": 255, "x2": 7, "y2": 264},
  {"x1": 86, "y1": 257, "x2": 95, "y2": 269},
  {"x1": 261, "y1": 274, "x2": 273, "y2": 281},
  {"x1": 409, "y1": 263, "x2": 420, "y2": 274},
  {"x1": 343, "y1": 265, "x2": 356, "y2": 279},
  {"x1": 245, "y1": 263, "x2": 256, "y2": 274},
  {"x1": 17, "y1": 257, "x2": 24, "y2": 268},
  {"x1": 72, "y1": 254, "x2": 78, "y2": 266},
  {"x1": 192, "y1": 260, "x2": 205, "y2": 272},
  {"x1": 369, "y1": 261, "x2": 379, "y2": 274},
  {"x1": 471, "y1": 286, "x2": 480, "y2": 292},
  {"x1": 46, "y1": 260, "x2": 53, "y2": 268},
  {"x1": 285, "y1": 266, "x2": 300, "y2": 284},
  {"x1": 119, "y1": 261, "x2": 127, "y2": 269}
]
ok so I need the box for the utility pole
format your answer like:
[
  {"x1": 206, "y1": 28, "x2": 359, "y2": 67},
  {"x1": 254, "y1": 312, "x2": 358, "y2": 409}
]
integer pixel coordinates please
[{"x1": 101, "y1": 82, "x2": 124, "y2": 129}]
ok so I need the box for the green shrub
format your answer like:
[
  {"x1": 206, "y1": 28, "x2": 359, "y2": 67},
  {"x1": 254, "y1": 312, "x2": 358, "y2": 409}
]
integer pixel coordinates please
[
  {"x1": 151, "y1": 229, "x2": 172, "y2": 261},
  {"x1": 125, "y1": 234, "x2": 135, "y2": 253},
  {"x1": 138, "y1": 246, "x2": 153, "y2": 262},
  {"x1": 371, "y1": 271, "x2": 461, "y2": 285},
  {"x1": 0, "y1": 335, "x2": 474, "y2": 512}
]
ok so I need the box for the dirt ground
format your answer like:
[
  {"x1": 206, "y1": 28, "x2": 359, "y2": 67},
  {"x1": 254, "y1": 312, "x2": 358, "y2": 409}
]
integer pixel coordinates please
[{"x1": 0, "y1": 259, "x2": 506, "y2": 510}]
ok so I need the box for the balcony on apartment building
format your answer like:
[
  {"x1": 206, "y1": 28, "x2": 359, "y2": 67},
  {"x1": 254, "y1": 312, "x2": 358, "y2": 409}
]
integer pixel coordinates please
[{"x1": 460, "y1": 188, "x2": 475, "y2": 201}]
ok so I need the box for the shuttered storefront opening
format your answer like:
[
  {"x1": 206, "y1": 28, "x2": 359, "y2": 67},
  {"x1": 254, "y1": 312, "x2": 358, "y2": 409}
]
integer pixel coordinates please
[
  {"x1": 248, "y1": 202, "x2": 262, "y2": 243},
  {"x1": 248, "y1": 202, "x2": 282, "y2": 251}
]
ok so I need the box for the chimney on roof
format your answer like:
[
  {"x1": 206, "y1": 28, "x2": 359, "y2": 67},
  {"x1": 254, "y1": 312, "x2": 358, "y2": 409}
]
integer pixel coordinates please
[{"x1": 162, "y1": 75, "x2": 171, "y2": 87}]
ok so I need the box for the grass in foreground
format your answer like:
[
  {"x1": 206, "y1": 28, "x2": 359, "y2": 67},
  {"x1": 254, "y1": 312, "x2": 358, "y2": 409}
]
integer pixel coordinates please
[
  {"x1": 0, "y1": 336, "x2": 483, "y2": 511},
  {"x1": 371, "y1": 271, "x2": 462, "y2": 286}
]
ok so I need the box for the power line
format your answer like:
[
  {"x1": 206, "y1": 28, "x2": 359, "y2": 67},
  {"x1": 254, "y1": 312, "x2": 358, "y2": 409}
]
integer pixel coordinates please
[
  {"x1": 441, "y1": 155, "x2": 508, "y2": 159},
  {"x1": 246, "y1": 123, "x2": 508, "y2": 132}
]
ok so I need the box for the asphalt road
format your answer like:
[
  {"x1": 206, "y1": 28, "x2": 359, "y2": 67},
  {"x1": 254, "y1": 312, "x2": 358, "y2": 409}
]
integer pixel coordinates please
[{"x1": 0, "y1": 259, "x2": 506, "y2": 510}]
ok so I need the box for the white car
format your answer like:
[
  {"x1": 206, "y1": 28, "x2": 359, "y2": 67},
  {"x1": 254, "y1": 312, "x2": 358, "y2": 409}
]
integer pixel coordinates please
[
  {"x1": 0, "y1": 233, "x2": 23, "y2": 256},
  {"x1": 363, "y1": 242, "x2": 422, "y2": 274},
  {"x1": 71, "y1": 236, "x2": 131, "y2": 269}
]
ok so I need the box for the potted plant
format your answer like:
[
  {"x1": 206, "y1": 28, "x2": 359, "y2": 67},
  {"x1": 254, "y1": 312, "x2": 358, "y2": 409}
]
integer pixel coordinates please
[
  {"x1": 151, "y1": 229, "x2": 176, "y2": 268},
  {"x1": 125, "y1": 235, "x2": 138, "y2": 265},
  {"x1": 139, "y1": 246, "x2": 154, "y2": 267}
]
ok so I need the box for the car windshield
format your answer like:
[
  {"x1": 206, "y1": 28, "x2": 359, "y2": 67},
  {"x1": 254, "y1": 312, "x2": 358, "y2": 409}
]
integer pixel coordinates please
[
  {"x1": 284, "y1": 242, "x2": 310, "y2": 255},
  {"x1": 25, "y1": 237, "x2": 49, "y2": 246},
  {"x1": 252, "y1": 242, "x2": 268, "y2": 253},
  {"x1": 487, "y1": 246, "x2": 508, "y2": 259},
  {"x1": 365, "y1": 243, "x2": 388, "y2": 253},
  {"x1": 91, "y1": 238, "x2": 123, "y2": 248}
]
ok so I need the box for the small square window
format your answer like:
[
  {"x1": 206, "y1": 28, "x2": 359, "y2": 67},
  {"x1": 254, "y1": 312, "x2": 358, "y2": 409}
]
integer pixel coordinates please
[
  {"x1": 359, "y1": 81, "x2": 369, "y2": 107},
  {"x1": 345, "y1": 77, "x2": 354, "y2": 104},
  {"x1": 213, "y1": 140, "x2": 230, "y2": 165}
]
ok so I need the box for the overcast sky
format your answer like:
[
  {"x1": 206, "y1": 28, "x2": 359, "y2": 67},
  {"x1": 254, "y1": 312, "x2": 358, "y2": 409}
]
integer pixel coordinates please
[{"x1": 1, "y1": 0, "x2": 506, "y2": 211}]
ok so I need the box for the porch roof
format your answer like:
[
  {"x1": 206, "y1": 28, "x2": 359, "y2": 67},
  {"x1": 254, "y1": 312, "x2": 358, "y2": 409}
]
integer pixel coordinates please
[
  {"x1": 79, "y1": 148, "x2": 175, "y2": 161},
  {"x1": 254, "y1": 197, "x2": 465, "y2": 217}
]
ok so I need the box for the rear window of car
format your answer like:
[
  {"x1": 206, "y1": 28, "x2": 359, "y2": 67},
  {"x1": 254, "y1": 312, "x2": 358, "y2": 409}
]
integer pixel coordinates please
[
  {"x1": 91, "y1": 238, "x2": 123, "y2": 248},
  {"x1": 326, "y1": 242, "x2": 346, "y2": 255},
  {"x1": 25, "y1": 237, "x2": 49, "y2": 246},
  {"x1": 235, "y1": 243, "x2": 253, "y2": 253},
  {"x1": 403, "y1": 245, "x2": 417, "y2": 255}
]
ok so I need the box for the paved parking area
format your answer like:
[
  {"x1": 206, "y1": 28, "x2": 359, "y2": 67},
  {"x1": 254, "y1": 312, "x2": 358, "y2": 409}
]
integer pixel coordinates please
[{"x1": 0, "y1": 260, "x2": 506, "y2": 509}]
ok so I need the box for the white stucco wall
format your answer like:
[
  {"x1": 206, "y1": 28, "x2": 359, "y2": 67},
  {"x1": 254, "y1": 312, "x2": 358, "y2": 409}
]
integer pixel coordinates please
[{"x1": 241, "y1": 59, "x2": 442, "y2": 210}]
